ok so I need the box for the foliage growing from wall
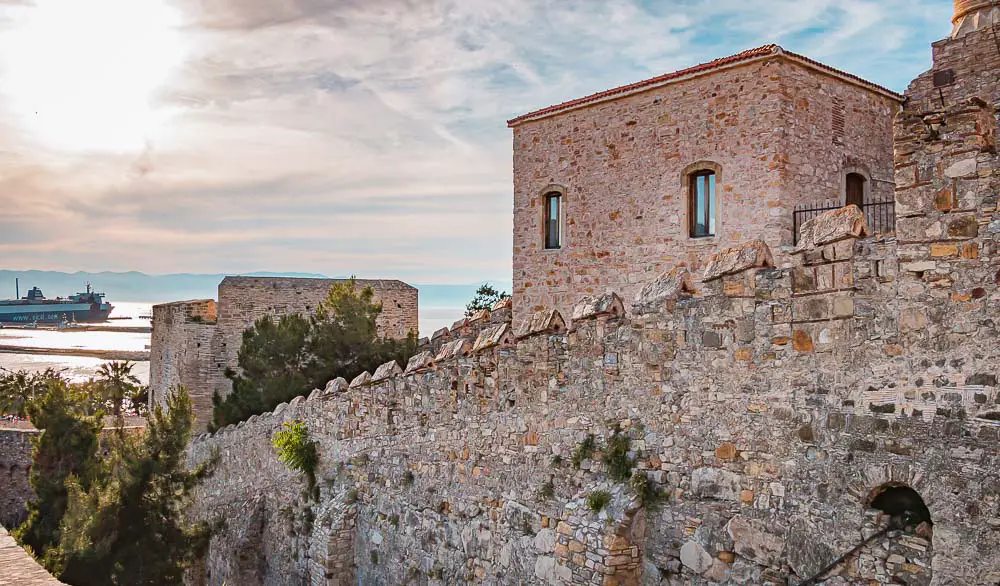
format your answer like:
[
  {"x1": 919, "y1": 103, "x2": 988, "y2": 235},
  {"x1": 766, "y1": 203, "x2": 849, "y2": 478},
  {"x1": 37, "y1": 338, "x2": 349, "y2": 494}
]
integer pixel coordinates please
[
  {"x1": 585, "y1": 490, "x2": 611, "y2": 513},
  {"x1": 571, "y1": 434, "x2": 595, "y2": 468},
  {"x1": 629, "y1": 471, "x2": 663, "y2": 509},
  {"x1": 464, "y1": 284, "x2": 511, "y2": 317},
  {"x1": 12, "y1": 378, "x2": 102, "y2": 561},
  {"x1": 537, "y1": 479, "x2": 555, "y2": 501},
  {"x1": 603, "y1": 433, "x2": 634, "y2": 483},
  {"x1": 272, "y1": 420, "x2": 318, "y2": 495},
  {"x1": 211, "y1": 278, "x2": 419, "y2": 430},
  {"x1": 48, "y1": 387, "x2": 215, "y2": 586}
]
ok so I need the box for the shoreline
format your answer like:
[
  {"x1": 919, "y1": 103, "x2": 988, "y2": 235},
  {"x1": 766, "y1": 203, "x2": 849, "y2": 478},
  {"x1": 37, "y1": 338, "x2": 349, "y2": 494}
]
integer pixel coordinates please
[
  {"x1": 0, "y1": 324, "x2": 151, "y2": 334},
  {"x1": 0, "y1": 345, "x2": 149, "y2": 361}
]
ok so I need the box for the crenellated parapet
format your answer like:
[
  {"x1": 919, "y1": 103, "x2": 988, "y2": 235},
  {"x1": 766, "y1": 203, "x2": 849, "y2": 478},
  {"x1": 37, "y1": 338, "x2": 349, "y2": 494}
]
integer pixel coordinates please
[
  {"x1": 420, "y1": 296, "x2": 513, "y2": 357},
  {"x1": 192, "y1": 207, "x2": 1000, "y2": 447}
]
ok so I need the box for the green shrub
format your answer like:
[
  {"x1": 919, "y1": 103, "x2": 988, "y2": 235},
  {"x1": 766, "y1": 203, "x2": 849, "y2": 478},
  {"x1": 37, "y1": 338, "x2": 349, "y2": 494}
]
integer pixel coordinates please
[
  {"x1": 272, "y1": 420, "x2": 319, "y2": 494},
  {"x1": 571, "y1": 434, "x2": 595, "y2": 469},
  {"x1": 603, "y1": 433, "x2": 633, "y2": 483},
  {"x1": 629, "y1": 471, "x2": 662, "y2": 509},
  {"x1": 407, "y1": 564, "x2": 422, "y2": 581},
  {"x1": 550, "y1": 454, "x2": 563, "y2": 467},
  {"x1": 537, "y1": 479, "x2": 555, "y2": 501},
  {"x1": 586, "y1": 490, "x2": 612, "y2": 513}
]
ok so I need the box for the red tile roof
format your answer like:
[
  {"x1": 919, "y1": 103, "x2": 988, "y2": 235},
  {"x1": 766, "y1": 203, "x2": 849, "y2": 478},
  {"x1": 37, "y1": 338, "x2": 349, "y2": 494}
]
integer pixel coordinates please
[{"x1": 507, "y1": 44, "x2": 903, "y2": 127}]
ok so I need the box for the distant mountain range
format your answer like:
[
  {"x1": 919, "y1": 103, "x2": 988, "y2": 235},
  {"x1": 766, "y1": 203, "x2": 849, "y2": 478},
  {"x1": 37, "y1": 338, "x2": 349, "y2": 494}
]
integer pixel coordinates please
[{"x1": 0, "y1": 270, "x2": 513, "y2": 309}]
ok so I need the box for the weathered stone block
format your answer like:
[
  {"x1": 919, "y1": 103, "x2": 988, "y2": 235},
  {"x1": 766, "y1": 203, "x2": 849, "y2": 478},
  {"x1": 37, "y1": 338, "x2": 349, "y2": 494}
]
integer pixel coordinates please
[
  {"x1": 792, "y1": 330, "x2": 814, "y2": 352},
  {"x1": 947, "y1": 214, "x2": 979, "y2": 239},
  {"x1": 702, "y1": 241, "x2": 774, "y2": 282},
  {"x1": 795, "y1": 206, "x2": 870, "y2": 251},
  {"x1": 702, "y1": 331, "x2": 723, "y2": 348},
  {"x1": 726, "y1": 516, "x2": 786, "y2": 569},
  {"x1": 691, "y1": 467, "x2": 742, "y2": 501},
  {"x1": 930, "y1": 243, "x2": 959, "y2": 257},
  {"x1": 790, "y1": 267, "x2": 816, "y2": 293}
]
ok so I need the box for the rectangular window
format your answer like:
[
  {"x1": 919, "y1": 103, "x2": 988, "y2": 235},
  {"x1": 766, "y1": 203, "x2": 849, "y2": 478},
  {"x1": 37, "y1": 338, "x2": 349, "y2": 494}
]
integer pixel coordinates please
[
  {"x1": 544, "y1": 192, "x2": 562, "y2": 249},
  {"x1": 689, "y1": 172, "x2": 716, "y2": 238}
]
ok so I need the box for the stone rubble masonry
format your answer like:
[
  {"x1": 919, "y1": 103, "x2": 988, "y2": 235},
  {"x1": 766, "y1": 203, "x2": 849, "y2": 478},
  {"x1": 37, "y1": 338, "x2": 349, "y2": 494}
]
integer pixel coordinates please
[
  {"x1": 0, "y1": 429, "x2": 36, "y2": 529},
  {"x1": 148, "y1": 299, "x2": 223, "y2": 432},
  {"x1": 185, "y1": 204, "x2": 1000, "y2": 585},
  {"x1": 510, "y1": 47, "x2": 902, "y2": 328},
  {"x1": 149, "y1": 277, "x2": 418, "y2": 431}
]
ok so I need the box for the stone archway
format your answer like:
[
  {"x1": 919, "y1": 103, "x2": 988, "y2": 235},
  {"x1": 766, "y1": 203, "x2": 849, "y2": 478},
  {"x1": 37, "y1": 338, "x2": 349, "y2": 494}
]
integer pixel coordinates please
[
  {"x1": 854, "y1": 483, "x2": 934, "y2": 586},
  {"x1": 309, "y1": 489, "x2": 358, "y2": 586}
]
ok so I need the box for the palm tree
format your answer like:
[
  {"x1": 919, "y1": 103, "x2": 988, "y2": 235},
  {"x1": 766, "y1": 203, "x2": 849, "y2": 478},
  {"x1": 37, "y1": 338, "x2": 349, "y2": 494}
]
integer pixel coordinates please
[
  {"x1": 96, "y1": 361, "x2": 141, "y2": 419},
  {"x1": 0, "y1": 368, "x2": 63, "y2": 419}
]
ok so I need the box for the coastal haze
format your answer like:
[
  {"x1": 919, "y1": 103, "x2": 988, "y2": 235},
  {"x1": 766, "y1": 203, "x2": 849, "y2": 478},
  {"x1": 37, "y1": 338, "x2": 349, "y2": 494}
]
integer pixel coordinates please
[{"x1": 0, "y1": 271, "x2": 511, "y2": 384}]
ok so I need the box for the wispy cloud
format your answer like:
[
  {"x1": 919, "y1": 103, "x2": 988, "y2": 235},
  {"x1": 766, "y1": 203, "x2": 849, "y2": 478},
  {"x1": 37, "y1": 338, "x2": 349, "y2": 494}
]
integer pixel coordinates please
[{"x1": 0, "y1": 0, "x2": 950, "y2": 282}]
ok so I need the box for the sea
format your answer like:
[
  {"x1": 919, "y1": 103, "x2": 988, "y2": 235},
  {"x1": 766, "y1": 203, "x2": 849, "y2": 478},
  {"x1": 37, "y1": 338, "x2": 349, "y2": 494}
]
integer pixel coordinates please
[{"x1": 0, "y1": 303, "x2": 463, "y2": 386}]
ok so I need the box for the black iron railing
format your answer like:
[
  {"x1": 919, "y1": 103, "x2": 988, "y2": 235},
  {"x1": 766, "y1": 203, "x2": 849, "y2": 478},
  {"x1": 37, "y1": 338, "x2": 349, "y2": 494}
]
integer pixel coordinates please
[{"x1": 793, "y1": 198, "x2": 895, "y2": 245}]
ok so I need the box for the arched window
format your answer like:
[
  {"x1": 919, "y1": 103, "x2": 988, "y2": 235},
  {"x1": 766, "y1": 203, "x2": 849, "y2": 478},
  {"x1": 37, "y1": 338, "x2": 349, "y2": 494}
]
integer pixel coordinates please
[
  {"x1": 689, "y1": 171, "x2": 716, "y2": 238},
  {"x1": 543, "y1": 191, "x2": 562, "y2": 249},
  {"x1": 846, "y1": 173, "x2": 866, "y2": 209}
]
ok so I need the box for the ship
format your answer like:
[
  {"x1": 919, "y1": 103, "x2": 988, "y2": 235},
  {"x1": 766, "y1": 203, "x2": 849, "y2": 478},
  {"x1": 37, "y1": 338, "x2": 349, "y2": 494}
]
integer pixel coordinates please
[{"x1": 0, "y1": 279, "x2": 114, "y2": 324}]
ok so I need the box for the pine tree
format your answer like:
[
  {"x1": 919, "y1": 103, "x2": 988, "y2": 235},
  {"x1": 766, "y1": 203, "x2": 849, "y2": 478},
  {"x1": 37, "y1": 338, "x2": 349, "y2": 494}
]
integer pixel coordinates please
[
  {"x1": 49, "y1": 387, "x2": 213, "y2": 586},
  {"x1": 12, "y1": 378, "x2": 102, "y2": 561},
  {"x1": 211, "y1": 278, "x2": 418, "y2": 429},
  {"x1": 464, "y1": 284, "x2": 510, "y2": 317}
]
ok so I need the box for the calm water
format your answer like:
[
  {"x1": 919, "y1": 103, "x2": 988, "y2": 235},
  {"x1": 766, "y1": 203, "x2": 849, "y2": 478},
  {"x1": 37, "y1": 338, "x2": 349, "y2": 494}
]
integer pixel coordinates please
[{"x1": 0, "y1": 302, "x2": 463, "y2": 385}]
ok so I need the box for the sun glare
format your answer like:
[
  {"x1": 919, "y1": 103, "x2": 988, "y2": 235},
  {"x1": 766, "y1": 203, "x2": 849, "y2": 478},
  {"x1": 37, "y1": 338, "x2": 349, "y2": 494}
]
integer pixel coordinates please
[{"x1": 0, "y1": 0, "x2": 185, "y2": 153}]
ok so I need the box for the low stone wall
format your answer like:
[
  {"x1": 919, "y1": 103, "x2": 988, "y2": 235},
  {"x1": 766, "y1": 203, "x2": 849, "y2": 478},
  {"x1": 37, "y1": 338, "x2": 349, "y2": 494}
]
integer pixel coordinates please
[
  {"x1": 0, "y1": 425, "x2": 148, "y2": 531},
  {"x1": 186, "y1": 214, "x2": 1000, "y2": 586},
  {"x1": 0, "y1": 429, "x2": 36, "y2": 529}
]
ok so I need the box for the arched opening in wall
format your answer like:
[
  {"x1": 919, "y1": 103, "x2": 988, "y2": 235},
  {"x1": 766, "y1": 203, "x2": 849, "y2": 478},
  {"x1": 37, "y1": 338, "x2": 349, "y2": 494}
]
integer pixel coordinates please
[
  {"x1": 868, "y1": 483, "x2": 933, "y2": 534},
  {"x1": 682, "y1": 161, "x2": 722, "y2": 239},
  {"x1": 846, "y1": 173, "x2": 866, "y2": 209},
  {"x1": 799, "y1": 483, "x2": 936, "y2": 586}
]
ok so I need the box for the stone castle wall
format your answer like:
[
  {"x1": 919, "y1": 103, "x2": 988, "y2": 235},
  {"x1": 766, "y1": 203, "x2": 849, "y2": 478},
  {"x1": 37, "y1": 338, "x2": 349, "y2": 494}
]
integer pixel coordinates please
[
  {"x1": 510, "y1": 51, "x2": 902, "y2": 327},
  {"x1": 186, "y1": 215, "x2": 1000, "y2": 585},
  {"x1": 150, "y1": 277, "x2": 419, "y2": 430},
  {"x1": 216, "y1": 278, "x2": 419, "y2": 364},
  {"x1": 0, "y1": 429, "x2": 36, "y2": 529}
]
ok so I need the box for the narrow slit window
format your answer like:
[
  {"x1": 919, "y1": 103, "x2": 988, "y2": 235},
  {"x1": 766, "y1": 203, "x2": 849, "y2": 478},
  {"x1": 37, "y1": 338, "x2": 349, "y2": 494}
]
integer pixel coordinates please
[
  {"x1": 544, "y1": 192, "x2": 562, "y2": 249},
  {"x1": 689, "y1": 171, "x2": 716, "y2": 238}
]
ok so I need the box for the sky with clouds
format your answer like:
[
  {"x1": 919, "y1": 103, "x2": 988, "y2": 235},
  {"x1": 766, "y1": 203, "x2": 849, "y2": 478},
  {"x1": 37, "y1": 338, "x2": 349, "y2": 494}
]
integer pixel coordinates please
[{"x1": 0, "y1": 0, "x2": 954, "y2": 283}]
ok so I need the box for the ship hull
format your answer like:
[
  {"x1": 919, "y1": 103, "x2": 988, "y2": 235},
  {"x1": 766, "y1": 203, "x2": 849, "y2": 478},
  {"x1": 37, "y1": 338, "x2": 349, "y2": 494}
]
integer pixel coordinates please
[{"x1": 0, "y1": 304, "x2": 112, "y2": 324}]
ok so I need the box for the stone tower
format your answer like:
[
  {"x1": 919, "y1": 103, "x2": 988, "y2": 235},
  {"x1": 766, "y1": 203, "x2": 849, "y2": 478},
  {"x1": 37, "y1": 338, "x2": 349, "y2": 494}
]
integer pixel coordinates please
[
  {"x1": 952, "y1": 0, "x2": 1000, "y2": 37},
  {"x1": 893, "y1": 0, "x2": 999, "y2": 296}
]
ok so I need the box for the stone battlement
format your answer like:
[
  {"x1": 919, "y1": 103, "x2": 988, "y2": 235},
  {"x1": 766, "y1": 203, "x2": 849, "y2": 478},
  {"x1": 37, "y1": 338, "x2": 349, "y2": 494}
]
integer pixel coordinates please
[{"x1": 150, "y1": 277, "x2": 419, "y2": 431}]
